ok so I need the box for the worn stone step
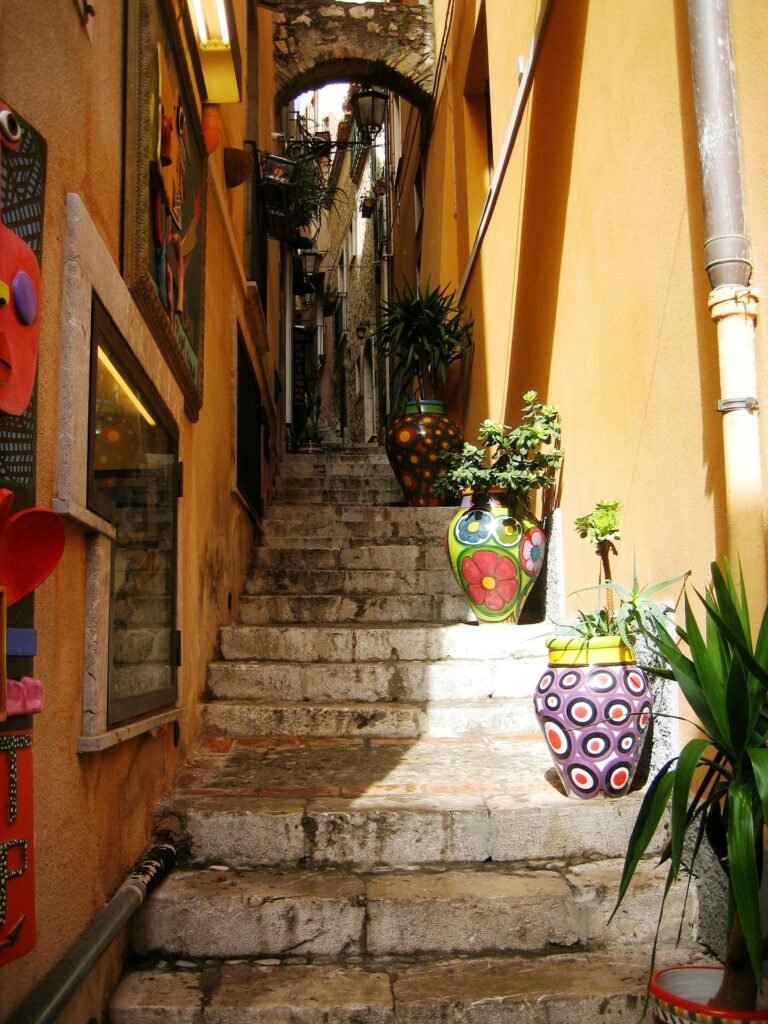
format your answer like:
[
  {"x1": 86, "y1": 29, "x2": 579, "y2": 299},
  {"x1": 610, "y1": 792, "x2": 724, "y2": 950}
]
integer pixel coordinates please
[
  {"x1": 278, "y1": 458, "x2": 394, "y2": 478},
  {"x1": 200, "y1": 698, "x2": 535, "y2": 740},
  {"x1": 164, "y1": 736, "x2": 658, "y2": 868},
  {"x1": 238, "y1": 593, "x2": 473, "y2": 625},
  {"x1": 251, "y1": 544, "x2": 449, "y2": 571},
  {"x1": 219, "y1": 622, "x2": 548, "y2": 664},
  {"x1": 130, "y1": 859, "x2": 686, "y2": 961},
  {"x1": 206, "y1": 657, "x2": 544, "y2": 704},
  {"x1": 264, "y1": 504, "x2": 451, "y2": 525},
  {"x1": 273, "y1": 485, "x2": 404, "y2": 505},
  {"x1": 245, "y1": 568, "x2": 457, "y2": 597},
  {"x1": 110, "y1": 949, "x2": 700, "y2": 1023}
]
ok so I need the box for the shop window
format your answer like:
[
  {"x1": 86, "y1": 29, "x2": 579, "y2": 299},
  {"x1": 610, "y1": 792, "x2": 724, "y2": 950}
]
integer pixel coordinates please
[
  {"x1": 87, "y1": 297, "x2": 178, "y2": 727},
  {"x1": 236, "y1": 332, "x2": 264, "y2": 518}
]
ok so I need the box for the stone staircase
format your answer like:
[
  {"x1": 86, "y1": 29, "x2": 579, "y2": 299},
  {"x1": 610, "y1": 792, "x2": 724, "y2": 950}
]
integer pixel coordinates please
[{"x1": 109, "y1": 448, "x2": 700, "y2": 1023}]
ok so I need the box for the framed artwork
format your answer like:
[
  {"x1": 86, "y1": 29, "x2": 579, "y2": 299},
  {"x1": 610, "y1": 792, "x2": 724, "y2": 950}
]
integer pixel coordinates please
[{"x1": 123, "y1": 0, "x2": 207, "y2": 421}]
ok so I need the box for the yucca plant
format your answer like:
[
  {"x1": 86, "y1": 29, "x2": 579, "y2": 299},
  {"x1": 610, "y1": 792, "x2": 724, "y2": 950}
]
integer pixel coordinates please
[
  {"x1": 377, "y1": 280, "x2": 473, "y2": 411},
  {"x1": 613, "y1": 561, "x2": 768, "y2": 1011}
]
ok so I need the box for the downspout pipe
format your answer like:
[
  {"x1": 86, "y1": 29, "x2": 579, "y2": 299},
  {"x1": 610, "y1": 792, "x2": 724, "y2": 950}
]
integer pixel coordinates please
[
  {"x1": 8, "y1": 842, "x2": 176, "y2": 1024},
  {"x1": 687, "y1": 0, "x2": 766, "y2": 608}
]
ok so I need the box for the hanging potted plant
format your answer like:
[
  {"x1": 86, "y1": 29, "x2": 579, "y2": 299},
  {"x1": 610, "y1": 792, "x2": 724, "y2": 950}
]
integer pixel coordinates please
[
  {"x1": 612, "y1": 561, "x2": 768, "y2": 1020},
  {"x1": 360, "y1": 193, "x2": 376, "y2": 219},
  {"x1": 378, "y1": 280, "x2": 473, "y2": 506},
  {"x1": 435, "y1": 392, "x2": 562, "y2": 623},
  {"x1": 533, "y1": 500, "x2": 688, "y2": 797}
]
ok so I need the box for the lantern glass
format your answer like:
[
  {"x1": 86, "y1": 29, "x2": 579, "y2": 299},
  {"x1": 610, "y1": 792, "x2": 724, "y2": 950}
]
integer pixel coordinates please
[{"x1": 351, "y1": 88, "x2": 388, "y2": 140}]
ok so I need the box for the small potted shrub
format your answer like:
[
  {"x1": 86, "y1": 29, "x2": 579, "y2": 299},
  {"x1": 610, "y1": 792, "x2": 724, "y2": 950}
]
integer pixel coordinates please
[
  {"x1": 379, "y1": 280, "x2": 473, "y2": 506},
  {"x1": 612, "y1": 561, "x2": 768, "y2": 1019},
  {"x1": 436, "y1": 392, "x2": 562, "y2": 623},
  {"x1": 533, "y1": 500, "x2": 687, "y2": 798}
]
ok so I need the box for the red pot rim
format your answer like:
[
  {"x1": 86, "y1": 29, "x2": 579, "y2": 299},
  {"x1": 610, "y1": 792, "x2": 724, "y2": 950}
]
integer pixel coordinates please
[{"x1": 650, "y1": 966, "x2": 768, "y2": 1019}]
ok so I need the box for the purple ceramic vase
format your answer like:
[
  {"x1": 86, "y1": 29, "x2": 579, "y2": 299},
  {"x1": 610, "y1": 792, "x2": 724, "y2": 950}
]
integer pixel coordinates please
[{"x1": 533, "y1": 637, "x2": 651, "y2": 799}]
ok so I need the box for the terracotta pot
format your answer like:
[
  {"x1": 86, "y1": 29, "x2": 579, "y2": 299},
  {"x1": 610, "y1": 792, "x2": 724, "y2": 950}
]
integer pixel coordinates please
[
  {"x1": 650, "y1": 965, "x2": 768, "y2": 1023},
  {"x1": 533, "y1": 635, "x2": 651, "y2": 798},
  {"x1": 445, "y1": 492, "x2": 545, "y2": 623},
  {"x1": 224, "y1": 147, "x2": 254, "y2": 189},
  {"x1": 202, "y1": 103, "x2": 222, "y2": 155},
  {"x1": 384, "y1": 399, "x2": 462, "y2": 507}
]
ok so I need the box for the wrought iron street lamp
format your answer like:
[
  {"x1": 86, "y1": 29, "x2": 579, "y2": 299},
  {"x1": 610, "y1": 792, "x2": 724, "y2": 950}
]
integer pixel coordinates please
[{"x1": 350, "y1": 88, "x2": 388, "y2": 142}]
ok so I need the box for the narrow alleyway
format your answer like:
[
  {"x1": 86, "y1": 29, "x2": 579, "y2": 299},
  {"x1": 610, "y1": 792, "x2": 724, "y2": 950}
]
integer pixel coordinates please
[{"x1": 109, "y1": 449, "x2": 700, "y2": 1022}]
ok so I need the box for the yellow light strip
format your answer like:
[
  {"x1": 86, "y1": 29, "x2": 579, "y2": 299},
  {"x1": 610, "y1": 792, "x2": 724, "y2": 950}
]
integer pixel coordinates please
[
  {"x1": 97, "y1": 347, "x2": 157, "y2": 427},
  {"x1": 189, "y1": 0, "x2": 230, "y2": 50}
]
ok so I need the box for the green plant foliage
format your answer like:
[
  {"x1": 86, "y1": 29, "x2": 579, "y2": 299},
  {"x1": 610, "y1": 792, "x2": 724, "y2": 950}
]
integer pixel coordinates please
[
  {"x1": 574, "y1": 500, "x2": 622, "y2": 550},
  {"x1": 435, "y1": 391, "x2": 562, "y2": 502},
  {"x1": 571, "y1": 557, "x2": 689, "y2": 652},
  {"x1": 377, "y1": 280, "x2": 473, "y2": 405},
  {"x1": 612, "y1": 561, "x2": 768, "y2": 1008}
]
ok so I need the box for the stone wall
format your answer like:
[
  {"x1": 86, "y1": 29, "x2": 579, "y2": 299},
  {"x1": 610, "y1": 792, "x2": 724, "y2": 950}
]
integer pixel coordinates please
[{"x1": 272, "y1": 2, "x2": 435, "y2": 109}]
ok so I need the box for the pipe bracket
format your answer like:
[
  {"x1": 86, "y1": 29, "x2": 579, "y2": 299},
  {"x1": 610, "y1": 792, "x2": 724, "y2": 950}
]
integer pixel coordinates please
[{"x1": 716, "y1": 397, "x2": 759, "y2": 414}]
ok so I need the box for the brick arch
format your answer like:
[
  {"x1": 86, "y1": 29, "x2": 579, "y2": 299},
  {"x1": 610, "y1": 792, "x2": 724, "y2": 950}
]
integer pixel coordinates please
[{"x1": 272, "y1": 2, "x2": 435, "y2": 113}]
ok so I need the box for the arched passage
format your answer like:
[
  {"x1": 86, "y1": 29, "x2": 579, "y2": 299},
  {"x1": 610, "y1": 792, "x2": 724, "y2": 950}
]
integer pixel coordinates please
[{"x1": 272, "y1": 1, "x2": 435, "y2": 113}]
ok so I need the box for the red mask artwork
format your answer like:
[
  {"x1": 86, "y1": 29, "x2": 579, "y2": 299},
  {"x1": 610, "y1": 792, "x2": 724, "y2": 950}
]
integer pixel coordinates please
[{"x1": 0, "y1": 103, "x2": 41, "y2": 417}]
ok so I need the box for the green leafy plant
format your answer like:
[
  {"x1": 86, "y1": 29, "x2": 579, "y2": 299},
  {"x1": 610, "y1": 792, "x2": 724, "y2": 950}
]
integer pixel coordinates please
[
  {"x1": 612, "y1": 561, "x2": 768, "y2": 1011},
  {"x1": 570, "y1": 501, "x2": 687, "y2": 653},
  {"x1": 435, "y1": 391, "x2": 562, "y2": 503},
  {"x1": 377, "y1": 281, "x2": 474, "y2": 408},
  {"x1": 571, "y1": 561, "x2": 689, "y2": 653},
  {"x1": 575, "y1": 500, "x2": 622, "y2": 582}
]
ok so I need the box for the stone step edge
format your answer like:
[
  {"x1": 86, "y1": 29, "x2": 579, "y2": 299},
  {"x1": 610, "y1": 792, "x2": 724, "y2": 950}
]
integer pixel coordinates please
[{"x1": 109, "y1": 947, "x2": 713, "y2": 1022}]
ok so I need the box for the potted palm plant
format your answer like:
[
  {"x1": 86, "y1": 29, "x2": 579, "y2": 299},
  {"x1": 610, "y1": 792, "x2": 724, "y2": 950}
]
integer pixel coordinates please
[
  {"x1": 612, "y1": 561, "x2": 768, "y2": 1019},
  {"x1": 379, "y1": 280, "x2": 473, "y2": 506},
  {"x1": 436, "y1": 392, "x2": 562, "y2": 623},
  {"x1": 533, "y1": 500, "x2": 688, "y2": 798}
]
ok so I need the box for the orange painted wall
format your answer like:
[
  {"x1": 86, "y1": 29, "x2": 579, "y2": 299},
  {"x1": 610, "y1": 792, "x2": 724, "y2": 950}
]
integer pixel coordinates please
[
  {"x1": 411, "y1": 0, "x2": 768, "y2": 612},
  {"x1": 0, "y1": 2, "x2": 277, "y2": 1019}
]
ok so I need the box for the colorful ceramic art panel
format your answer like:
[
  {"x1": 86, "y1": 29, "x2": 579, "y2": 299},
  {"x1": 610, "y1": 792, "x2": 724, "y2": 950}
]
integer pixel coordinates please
[
  {"x1": 446, "y1": 500, "x2": 545, "y2": 622},
  {"x1": 533, "y1": 661, "x2": 651, "y2": 798},
  {"x1": 0, "y1": 722, "x2": 35, "y2": 965}
]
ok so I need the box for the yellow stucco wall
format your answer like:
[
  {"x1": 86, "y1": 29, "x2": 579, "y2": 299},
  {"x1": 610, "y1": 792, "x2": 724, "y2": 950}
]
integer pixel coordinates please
[
  {"x1": 0, "y1": 3, "x2": 277, "y2": 1019},
  {"x1": 412, "y1": 0, "x2": 768, "y2": 612}
]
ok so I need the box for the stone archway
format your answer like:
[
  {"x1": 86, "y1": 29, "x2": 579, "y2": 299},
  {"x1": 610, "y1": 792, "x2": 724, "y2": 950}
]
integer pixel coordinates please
[{"x1": 270, "y1": 2, "x2": 435, "y2": 111}]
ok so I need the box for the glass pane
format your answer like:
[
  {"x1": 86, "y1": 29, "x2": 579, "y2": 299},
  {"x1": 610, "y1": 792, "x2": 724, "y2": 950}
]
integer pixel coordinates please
[{"x1": 88, "y1": 308, "x2": 177, "y2": 726}]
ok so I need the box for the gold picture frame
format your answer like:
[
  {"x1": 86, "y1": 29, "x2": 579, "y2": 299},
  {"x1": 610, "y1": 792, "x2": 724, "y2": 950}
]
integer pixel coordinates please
[{"x1": 123, "y1": 0, "x2": 207, "y2": 421}]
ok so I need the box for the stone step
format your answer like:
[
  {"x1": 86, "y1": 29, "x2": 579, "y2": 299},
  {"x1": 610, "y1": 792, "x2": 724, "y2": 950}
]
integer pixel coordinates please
[
  {"x1": 245, "y1": 567, "x2": 457, "y2": 597},
  {"x1": 130, "y1": 860, "x2": 686, "y2": 961},
  {"x1": 201, "y1": 698, "x2": 535, "y2": 740},
  {"x1": 277, "y1": 460, "x2": 395, "y2": 480},
  {"x1": 252, "y1": 544, "x2": 450, "y2": 571},
  {"x1": 206, "y1": 656, "x2": 544, "y2": 704},
  {"x1": 163, "y1": 736, "x2": 657, "y2": 868},
  {"x1": 272, "y1": 485, "x2": 404, "y2": 505},
  {"x1": 219, "y1": 622, "x2": 549, "y2": 664},
  {"x1": 238, "y1": 593, "x2": 473, "y2": 625},
  {"x1": 264, "y1": 504, "x2": 451, "y2": 525},
  {"x1": 110, "y1": 949, "x2": 703, "y2": 1024}
]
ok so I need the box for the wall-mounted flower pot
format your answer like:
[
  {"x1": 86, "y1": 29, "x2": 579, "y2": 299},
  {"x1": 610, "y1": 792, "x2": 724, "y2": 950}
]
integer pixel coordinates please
[
  {"x1": 533, "y1": 635, "x2": 651, "y2": 798},
  {"x1": 384, "y1": 399, "x2": 462, "y2": 507},
  {"x1": 361, "y1": 196, "x2": 375, "y2": 218},
  {"x1": 446, "y1": 491, "x2": 545, "y2": 622},
  {"x1": 650, "y1": 965, "x2": 768, "y2": 1023}
]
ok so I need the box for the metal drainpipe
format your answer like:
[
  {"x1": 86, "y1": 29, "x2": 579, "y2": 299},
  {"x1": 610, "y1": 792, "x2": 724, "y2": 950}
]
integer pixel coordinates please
[
  {"x1": 687, "y1": 0, "x2": 766, "y2": 608},
  {"x1": 8, "y1": 842, "x2": 176, "y2": 1024}
]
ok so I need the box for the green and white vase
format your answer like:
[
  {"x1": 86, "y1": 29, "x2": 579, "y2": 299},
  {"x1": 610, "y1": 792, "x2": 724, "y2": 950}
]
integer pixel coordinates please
[{"x1": 445, "y1": 491, "x2": 546, "y2": 622}]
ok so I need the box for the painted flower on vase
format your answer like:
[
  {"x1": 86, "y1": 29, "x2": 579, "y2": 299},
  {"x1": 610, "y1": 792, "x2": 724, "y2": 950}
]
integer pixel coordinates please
[
  {"x1": 455, "y1": 509, "x2": 493, "y2": 545},
  {"x1": 521, "y1": 526, "x2": 546, "y2": 575},
  {"x1": 460, "y1": 549, "x2": 518, "y2": 611}
]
